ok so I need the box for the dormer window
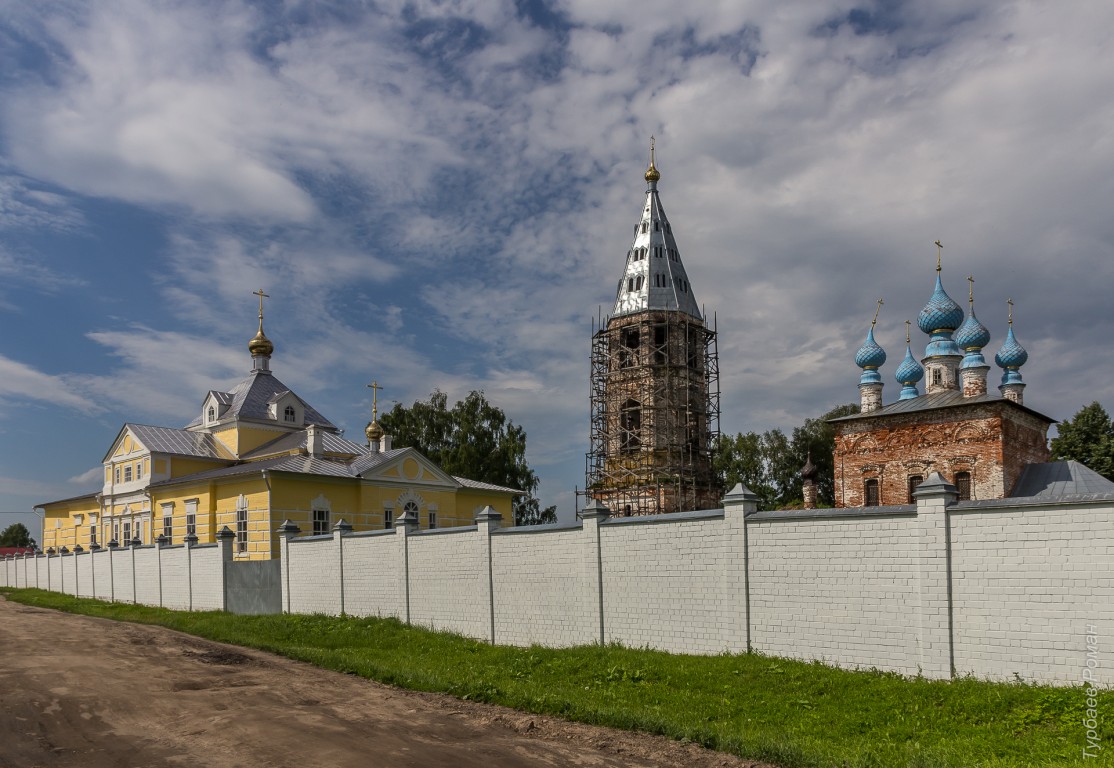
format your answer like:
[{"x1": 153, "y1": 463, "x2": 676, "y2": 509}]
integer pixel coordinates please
[{"x1": 284, "y1": 405, "x2": 296, "y2": 423}]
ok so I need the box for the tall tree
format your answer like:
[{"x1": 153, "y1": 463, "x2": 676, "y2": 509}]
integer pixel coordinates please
[
  {"x1": 1050, "y1": 402, "x2": 1114, "y2": 480},
  {"x1": 716, "y1": 403, "x2": 859, "y2": 510},
  {"x1": 0, "y1": 522, "x2": 35, "y2": 548},
  {"x1": 380, "y1": 390, "x2": 557, "y2": 525}
]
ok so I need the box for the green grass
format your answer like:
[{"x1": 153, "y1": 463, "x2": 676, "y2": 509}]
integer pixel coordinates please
[{"x1": 5, "y1": 587, "x2": 1111, "y2": 767}]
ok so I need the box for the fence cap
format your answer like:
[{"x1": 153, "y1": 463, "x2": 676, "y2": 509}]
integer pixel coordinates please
[
  {"x1": 912, "y1": 472, "x2": 959, "y2": 501},
  {"x1": 474, "y1": 506, "x2": 502, "y2": 523},
  {"x1": 333, "y1": 518, "x2": 354, "y2": 533},
  {"x1": 580, "y1": 500, "x2": 611, "y2": 520},
  {"x1": 216, "y1": 526, "x2": 236, "y2": 540},
  {"x1": 723, "y1": 482, "x2": 760, "y2": 503},
  {"x1": 276, "y1": 520, "x2": 301, "y2": 535}
]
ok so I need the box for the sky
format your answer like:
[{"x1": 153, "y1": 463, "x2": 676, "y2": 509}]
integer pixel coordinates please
[{"x1": 2, "y1": 0, "x2": 1113, "y2": 541}]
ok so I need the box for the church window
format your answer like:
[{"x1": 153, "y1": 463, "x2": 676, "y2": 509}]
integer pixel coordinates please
[
  {"x1": 384, "y1": 507, "x2": 393, "y2": 529},
  {"x1": 864, "y1": 479, "x2": 880, "y2": 507},
  {"x1": 620, "y1": 399, "x2": 641, "y2": 453},
  {"x1": 655, "y1": 246, "x2": 663, "y2": 258},
  {"x1": 907, "y1": 475, "x2": 924, "y2": 503},
  {"x1": 185, "y1": 500, "x2": 197, "y2": 537},
  {"x1": 113, "y1": 523, "x2": 120, "y2": 544},
  {"x1": 641, "y1": 222, "x2": 648, "y2": 233},
  {"x1": 284, "y1": 405, "x2": 296, "y2": 423},
  {"x1": 628, "y1": 278, "x2": 634, "y2": 292},
  {"x1": 136, "y1": 461, "x2": 143, "y2": 480},
  {"x1": 312, "y1": 507, "x2": 330, "y2": 536},
  {"x1": 124, "y1": 466, "x2": 133, "y2": 483},
  {"x1": 135, "y1": 521, "x2": 143, "y2": 543},
  {"x1": 123, "y1": 522, "x2": 131, "y2": 544},
  {"x1": 654, "y1": 221, "x2": 660, "y2": 231},
  {"x1": 89, "y1": 526, "x2": 97, "y2": 546},
  {"x1": 619, "y1": 328, "x2": 639, "y2": 368},
  {"x1": 404, "y1": 500, "x2": 419, "y2": 518},
  {"x1": 955, "y1": 471, "x2": 971, "y2": 501},
  {"x1": 428, "y1": 509, "x2": 437, "y2": 529},
  {"x1": 236, "y1": 496, "x2": 248, "y2": 553},
  {"x1": 115, "y1": 467, "x2": 120, "y2": 484},
  {"x1": 161, "y1": 504, "x2": 173, "y2": 543},
  {"x1": 207, "y1": 405, "x2": 216, "y2": 423},
  {"x1": 635, "y1": 275, "x2": 644, "y2": 290},
  {"x1": 931, "y1": 368, "x2": 942, "y2": 386}
]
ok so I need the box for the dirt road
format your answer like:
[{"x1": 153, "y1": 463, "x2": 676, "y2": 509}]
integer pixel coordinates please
[{"x1": 0, "y1": 598, "x2": 769, "y2": 768}]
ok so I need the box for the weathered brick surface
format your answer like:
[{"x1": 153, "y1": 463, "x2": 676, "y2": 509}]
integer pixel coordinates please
[{"x1": 833, "y1": 401, "x2": 1049, "y2": 506}]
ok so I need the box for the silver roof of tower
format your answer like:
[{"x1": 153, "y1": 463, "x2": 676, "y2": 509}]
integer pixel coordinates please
[{"x1": 611, "y1": 162, "x2": 702, "y2": 320}]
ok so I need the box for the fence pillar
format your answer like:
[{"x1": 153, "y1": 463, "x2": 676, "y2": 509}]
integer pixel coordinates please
[
  {"x1": 395, "y1": 506, "x2": 419, "y2": 624},
  {"x1": 913, "y1": 472, "x2": 958, "y2": 680},
  {"x1": 107, "y1": 539, "x2": 119, "y2": 602},
  {"x1": 184, "y1": 533, "x2": 198, "y2": 611},
  {"x1": 475, "y1": 506, "x2": 502, "y2": 644},
  {"x1": 155, "y1": 536, "x2": 167, "y2": 608},
  {"x1": 216, "y1": 526, "x2": 236, "y2": 612},
  {"x1": 723, "y1": 483, "x2": 759, "y2": 654},
  {"x1": 580, "y1": 501, "x2": 610, "y2": 645},
  {"x1": 332, "y1": 519, "x2": 353, "y2": 616},
  {"x1": 277, "y1": 521, "x2": 301, "y2": 614}
]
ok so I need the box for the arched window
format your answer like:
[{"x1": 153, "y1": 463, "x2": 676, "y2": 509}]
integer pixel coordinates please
[
  {"x1": 620, "y1": 399, "x2": 641, "y2": 453},
  {"x1": 954, "y1": 471, "x2": 972, "y2": 501},
  {"x1": 284, "y1": 405, "x2": 296, "y2": 423},
  {"x1": 207, "y1": 405, "x2": 215, "y2": 422},
  {"x1": 907, "y1": 475, "x2": 924, "y2": 503},
  {"x1": 864, "y1": 478, "x2": 880, "y2": 507}
]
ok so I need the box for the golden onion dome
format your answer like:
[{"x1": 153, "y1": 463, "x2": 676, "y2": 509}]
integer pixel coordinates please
[
  {"x1": 644, "y1": 160, "x2": 660, "y2": 183},
  {"x1": 248, "y1": 325, "x2": 274, "y2": 357},
  {"x1": 365, "y1": 419, "x2": 385, "y2": 443}
]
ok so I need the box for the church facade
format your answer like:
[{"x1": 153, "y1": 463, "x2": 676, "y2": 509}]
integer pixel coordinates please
[
  {"x1": 830, "y1": 258, "x2": 1054, "y2": 507},
  {"x1": 585, "y1": 147, "x2": 722, "y2": 515},
  {"x1": 37, "y1": 299, "x2": 518, "y2": 558}
]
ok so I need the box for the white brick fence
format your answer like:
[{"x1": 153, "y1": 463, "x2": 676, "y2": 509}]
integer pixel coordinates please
[
  {"x1": 5, "y1": 475, "x2": 1111, "y2": 687},
  {"x1": 1, "y1": 527, "x2": 280, "y2": 615}
]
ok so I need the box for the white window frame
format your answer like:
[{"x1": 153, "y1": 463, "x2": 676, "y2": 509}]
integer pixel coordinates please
[
  {"x1": 161, "y1": 503, "x2": 174, "y2": 543},
  {"x1": 185, "y1": 499, "x2": 198, "y2": 537},
  {"x1": 236, "y1": 496, "x2": 248, "y2": 554}
]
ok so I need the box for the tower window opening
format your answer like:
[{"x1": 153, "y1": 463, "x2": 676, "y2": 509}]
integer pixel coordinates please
[
  {"x1": 653, "y1": 324, "x2": 667, "y2": 365},
  {"x1": 864, "y1": 478, "x2": 880, "y2": 507},
  {"x1": 620, "y1": 400, "x2": 641, "y2": 453},
  {"x1": 628, "y1": 278, "x2": 634, "y2": 292},
  {"x1": 635, "y1": 275, "x2": 644, "y2": 290},
  {"x1": 907, "y1": 474, "x2": 924, "y2": 503},
  {"x1": 931, "y1": 368, "x2": 942, "y2": 386},
  {"x1": 955, "y1": 471, "x2": 971, "y2": 501},
  {"x1": 641, "y1": 222, "x2": 648, "y2": 233},
  {"x1": 619, "y1": 328, "x2": 639, "y2": 368},
  {"x1": 654, "y1": 221, "x2": 660, "y2": 231}
]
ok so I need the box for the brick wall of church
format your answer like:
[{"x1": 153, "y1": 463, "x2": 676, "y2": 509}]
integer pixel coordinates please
[{"x1": 833, "y1": 401, "x2": 1049, "y2": 506}]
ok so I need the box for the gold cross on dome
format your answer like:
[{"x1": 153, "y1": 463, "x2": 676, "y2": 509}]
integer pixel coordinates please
[
  {"x1": 367, "y1": 380, "x2": 382, "y2": 419},
  {"x1": 1007, "y1": 297, "x2": 1014, "y2": 326},
  {"x1": 934, "y1": 240, "x2": 943, "y2": 272},
  {"x1": 967, "y1": 274, "x2": 975, "y2": 306},
  {"x1": 871, "y1": 298, "x2": 883, "y2": 328},
  {"x1": 253, "y1": 288, "x2": 269, "y2": 320},
  {"x1": 905, "y1": 319, "x2": 912, "y2": 344}
]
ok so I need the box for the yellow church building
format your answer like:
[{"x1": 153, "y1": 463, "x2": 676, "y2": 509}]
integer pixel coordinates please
[{"x1": 37, "y1": 295, "x2": 519, "y2": 558}]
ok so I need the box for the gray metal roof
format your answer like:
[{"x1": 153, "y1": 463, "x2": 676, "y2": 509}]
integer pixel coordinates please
[
  {"x1": 1010, "y1": 461, "x2": 1114, "y2": 498},
  {"x1": 240, "y1": 430, "x2": 367, "y2": 460},
  {"x1": 184, "y1": 371, "x2": 335, "y2": 429},
  {"x1": 149, "y1": 454, "x2": 354, "y2": 487},
  {"x1": 454, "y1": 477, "x2": 523, "y2": 494},
  {"x1": 349, "y1": 448, "x2": 408, "y2": 476},
  {"x1": 611, "y1": 171, "x2": 702, "y2": 320},
  {"x1": 829, "y1": 391, "x2": 1055, "y2": 424},
  {"x1": 124, "y1": 424, "x2": 233, "y2": 460}
]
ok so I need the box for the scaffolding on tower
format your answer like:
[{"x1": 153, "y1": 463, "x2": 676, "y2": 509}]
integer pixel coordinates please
[{"x1": 581, "y1": 309, "x2": 721, "y2": 516}]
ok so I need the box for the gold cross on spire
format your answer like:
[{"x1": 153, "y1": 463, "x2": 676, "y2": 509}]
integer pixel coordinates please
[
  {"x1": 905, "y1": 319, "x2": 911, "y2": 344},
  {"x1": 871, "y1": 298, "x2": 884, "y2": 329},
  {"x1": 967, "y1": 274, "x2": 975, "y2": 307},
  {"x1": 253, "y1": 288, "x2": 269, "y2": 321},
  {"x1": 367, "y1": 380, "x2": 382, "y2": 420},
  {"x1": 1007, "y1": 297, "x2": 1014, "y2": 326},
  {"x1": 650, "y1": 135, "x2": 656, "y2": 164},
  {"x1": 934, "y1": 240, "x2": 943, "y2": 272}
]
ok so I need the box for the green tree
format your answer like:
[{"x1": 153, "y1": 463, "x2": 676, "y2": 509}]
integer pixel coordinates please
[
  {"x1": 1050, "y1": 401, "x2": 1114, "y2": 480},
  {"x1": 715, "y1": 403, "x2": 859, "y2": 510},
  {"x1": 0, "y1": 522, "x2": 35, "y2": 548},
  {"x1": 380, "y1": 390, "x2": 557, "y2": 525}
]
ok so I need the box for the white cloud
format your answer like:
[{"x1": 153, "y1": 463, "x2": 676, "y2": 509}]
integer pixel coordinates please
[{"x1": 0, "y1": 354, "x2": 97, "y2": 413}]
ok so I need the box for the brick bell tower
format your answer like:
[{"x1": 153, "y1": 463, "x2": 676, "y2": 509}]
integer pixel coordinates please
[{"x1": 584, "y1": 142, "x2": 721, "y2": 516}]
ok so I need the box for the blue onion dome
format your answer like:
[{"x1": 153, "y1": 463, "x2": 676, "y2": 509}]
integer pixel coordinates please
[
  {"x1": 855, "y1": 327, "x2": 887, "y2": 369},
  {"x1": 955, "y1": 310, "x2": 991, "y2": 351},
  {"x1": 895, "y1": 345, "x2": 924, "y2": 384},
  {"x1": 994, "y1": 325, "x2": 1028, "y2": 369},
  {"x1": 917, "y1": 275, "x2": 964, "y2": 335}
]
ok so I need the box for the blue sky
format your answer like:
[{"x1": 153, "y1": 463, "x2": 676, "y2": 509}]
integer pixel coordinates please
[{"x1": 2, "y1": 1, "x2": 1113, "y2": 539}]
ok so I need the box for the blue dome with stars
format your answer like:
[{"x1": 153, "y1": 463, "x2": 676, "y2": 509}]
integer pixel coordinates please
[
  {"x1": 917, "y1": 275, "x2": 964, "y2": 335},
  {"x1": 854, "y1": 327, "x2": 887, "y2": 370},
  {"x1": 994, "y1": 325, "x2": 1028, "y2": 369},
  {"x1": 955, "y1": 310, "x2": 991, "y2": 351}
]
